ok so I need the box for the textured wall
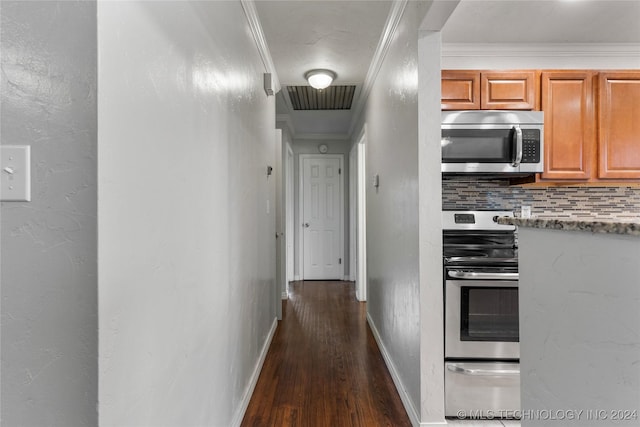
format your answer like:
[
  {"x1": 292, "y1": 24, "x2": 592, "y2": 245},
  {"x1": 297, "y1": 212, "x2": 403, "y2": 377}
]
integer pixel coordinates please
[
  {"x1": 360, "y1": 2, "x2": 423, "y2": 421},
  {"x1": 417, "y1": 30, "x2": 446, "y2": 423},
  {"x1": 98, "y1": 2, "x2": 276, "y2": 426},
  {"x1": 1, "y1": 1, "x2": 98, "y2": 425},
  {"x1": 443, "y1": 177, "x2": 640, "y2": 220}
]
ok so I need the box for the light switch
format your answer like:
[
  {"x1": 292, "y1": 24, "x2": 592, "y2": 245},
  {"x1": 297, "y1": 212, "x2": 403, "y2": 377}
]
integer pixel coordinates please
[{"x1": 1, "y1": 145, "x2": 31, "y2": 202}]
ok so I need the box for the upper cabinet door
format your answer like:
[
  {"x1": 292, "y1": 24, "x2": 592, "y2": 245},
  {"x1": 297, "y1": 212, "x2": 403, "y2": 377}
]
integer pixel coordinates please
[
  {"x1": 481, "y1": 71, "x2": 537, "y2": 110},
  {"x1": 598, "y1": 72, "x2": 640, "y2": 180},
  {"x1": 442, "y1": 70, "x2": 480, "y2": 110},
  {"x1": 540, "y1": 71, "x2": 595, "y2": 181}
]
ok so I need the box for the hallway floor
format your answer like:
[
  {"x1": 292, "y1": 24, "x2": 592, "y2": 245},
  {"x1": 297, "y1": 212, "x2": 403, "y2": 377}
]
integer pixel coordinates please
[{"x1": 241, "y1": 281, "x2": 411, "y2": 427}]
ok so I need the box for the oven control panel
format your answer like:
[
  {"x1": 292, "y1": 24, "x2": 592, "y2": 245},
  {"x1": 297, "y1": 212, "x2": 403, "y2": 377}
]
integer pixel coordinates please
[
  {"x1": 454, "y1": 213, "x2": 475, "y2": 224},
  {"x1": 443, "y1": 210, "x2": 515, "y2": 231}
]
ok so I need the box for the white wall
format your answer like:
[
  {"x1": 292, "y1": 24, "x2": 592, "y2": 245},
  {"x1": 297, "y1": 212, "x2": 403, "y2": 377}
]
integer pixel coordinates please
[
  {"x1": 357, "y1": 2, "x2": 426, "y2": 423},
  {"x1": 417, "y1": 30, "x2": 446, "y2": 425},
  {"x1": 1, "y1": 1, "x2": 98, "y2": 424},
  {"x1": 98, "y1": 2, "x2": 276, "y2": 426}
]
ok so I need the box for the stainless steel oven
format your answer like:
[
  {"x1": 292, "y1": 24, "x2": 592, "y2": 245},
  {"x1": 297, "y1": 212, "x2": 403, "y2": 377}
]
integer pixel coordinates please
[{"x1": 443, "y1": 210, "x2": 520, "y2": 418}]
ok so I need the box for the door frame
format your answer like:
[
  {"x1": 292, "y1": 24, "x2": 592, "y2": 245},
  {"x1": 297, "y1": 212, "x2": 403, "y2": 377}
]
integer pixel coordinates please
[
  {"x1": 275, "y1": 129, "x2": 284, "y2": 320},
  {"x1": 285, "y1": 143, "x2": 294, "y2": 291},
  {"x1": 355, "y1": 130, "x2": 367, "y2": 301},
  {"x1": 298, "y1": 154, "x2": 345, "y2": 280},
  {"x1": 349, "y1": 144, "x2": 358, "y2": 283}
]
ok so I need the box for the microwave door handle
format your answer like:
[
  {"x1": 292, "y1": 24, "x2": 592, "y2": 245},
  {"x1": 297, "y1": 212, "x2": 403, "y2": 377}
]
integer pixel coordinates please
[{"x1": 512, "y1": 125, "x2": 523, "y2": 167}]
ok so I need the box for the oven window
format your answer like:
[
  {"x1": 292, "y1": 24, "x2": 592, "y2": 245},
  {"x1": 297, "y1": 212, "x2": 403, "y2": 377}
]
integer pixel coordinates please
[{"x1": 460, "y1": 287, "x2": 519, "y2": 342}]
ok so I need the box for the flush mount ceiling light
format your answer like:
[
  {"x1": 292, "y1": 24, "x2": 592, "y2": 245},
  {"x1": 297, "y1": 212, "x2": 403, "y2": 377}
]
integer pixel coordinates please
[{"x1": 305, "y1": 69, "x2": 337, "y2": 90}]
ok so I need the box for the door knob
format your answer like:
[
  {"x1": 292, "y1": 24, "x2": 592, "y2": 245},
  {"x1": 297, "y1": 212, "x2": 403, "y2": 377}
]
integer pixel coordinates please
[{"x1": 303, "y1": 223, "x2": 310, "y2": 228}]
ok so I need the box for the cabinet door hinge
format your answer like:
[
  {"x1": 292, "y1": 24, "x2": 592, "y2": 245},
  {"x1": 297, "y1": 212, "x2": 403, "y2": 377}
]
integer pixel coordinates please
[{"x1": 339, "y1": 168, "x2": 341, "y2": 175}]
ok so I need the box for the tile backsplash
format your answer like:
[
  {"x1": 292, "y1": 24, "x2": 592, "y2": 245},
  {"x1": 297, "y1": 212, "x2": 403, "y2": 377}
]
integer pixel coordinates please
[{"x1": 442, "y1": 177, "x2": 640, "y2": 220}]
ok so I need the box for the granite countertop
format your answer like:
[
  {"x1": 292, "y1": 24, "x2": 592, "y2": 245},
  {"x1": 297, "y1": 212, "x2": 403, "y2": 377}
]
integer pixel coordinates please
[{"x1": 496, "y1": 216, "x2": 640, "y2": 237}]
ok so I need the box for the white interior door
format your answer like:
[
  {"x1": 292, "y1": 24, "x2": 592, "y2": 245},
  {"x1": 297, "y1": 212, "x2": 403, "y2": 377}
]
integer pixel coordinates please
[{"x1": 301, "y1": 155, "x2": 342, "y2": 280}]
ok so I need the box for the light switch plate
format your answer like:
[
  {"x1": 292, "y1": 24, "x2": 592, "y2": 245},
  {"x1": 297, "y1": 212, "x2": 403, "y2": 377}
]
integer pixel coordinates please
[{"x1": 1, "y1": 145, "x2": 31, "y2": 202}]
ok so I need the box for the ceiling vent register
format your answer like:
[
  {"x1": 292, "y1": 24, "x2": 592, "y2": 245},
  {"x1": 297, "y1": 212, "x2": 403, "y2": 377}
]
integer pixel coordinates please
[{"x1": 287, "y1": 85, "x2": 356, "y2": 110}]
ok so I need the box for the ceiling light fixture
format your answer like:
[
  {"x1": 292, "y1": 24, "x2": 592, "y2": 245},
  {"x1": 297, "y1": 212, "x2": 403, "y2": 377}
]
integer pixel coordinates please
[{"x1": 305, "y1": 69, "x2": 337, "y2": 90}]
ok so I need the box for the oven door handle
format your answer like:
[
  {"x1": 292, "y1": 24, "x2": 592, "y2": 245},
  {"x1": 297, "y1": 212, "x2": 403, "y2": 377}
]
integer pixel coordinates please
[
  {"x1": 447, "y1": 364, "x2": 520, "y2": 376},
  {"x1": 448, "y1": 270, "x2": 519, "y2": 280}
]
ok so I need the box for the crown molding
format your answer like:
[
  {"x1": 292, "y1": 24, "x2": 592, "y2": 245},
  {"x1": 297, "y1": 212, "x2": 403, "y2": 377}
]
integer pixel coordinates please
[
  {"x1": 442, "y1": 43, "x2": 640, "y2": 58},
  {"x1": 241, "y1": 0, "x2": 281, "y2": 94},
  {"x1": 348, "y1": 0, "x2": 409, "y2": 137}
]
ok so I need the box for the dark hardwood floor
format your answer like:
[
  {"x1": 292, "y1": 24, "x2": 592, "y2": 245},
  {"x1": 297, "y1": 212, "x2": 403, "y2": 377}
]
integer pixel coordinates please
[{"x1": 241, "y1": 281, "x2": 412, "y2": 427}]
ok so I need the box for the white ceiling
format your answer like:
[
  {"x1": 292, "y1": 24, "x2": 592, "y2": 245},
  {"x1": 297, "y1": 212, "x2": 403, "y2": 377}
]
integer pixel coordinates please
[
  {"x1": 255, "y1": 1, "x2": 393, "y2": 85},
  {"x1": 442, "y1": 0, "x2": 640, "y2": 44},
  {"x1": 255, "y1": 0, "x2": 640, "y2": 138},
  {"x1": 255, "y1": 0, "x2": 392, "y2": 137}
]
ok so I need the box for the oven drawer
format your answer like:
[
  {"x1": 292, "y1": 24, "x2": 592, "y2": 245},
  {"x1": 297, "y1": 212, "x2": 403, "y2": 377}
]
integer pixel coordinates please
[{"x1": 445, "y1": 362, "x2": 520, "y2": 418}]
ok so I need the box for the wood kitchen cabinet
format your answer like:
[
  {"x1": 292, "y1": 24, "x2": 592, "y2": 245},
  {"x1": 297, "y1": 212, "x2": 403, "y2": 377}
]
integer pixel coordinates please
[
  {"x1": 441, "y1": 70, "x2": 538, "y2": 110},
  {"x1": 598, "y1": 71, "x2": 640, "y2": 180},
  {"x1": 537, "y1": 70, "x2": 640, "y2": 183},
  {"x1": 441, "y1": 70, "x2": 480, "y2": 110},
  {"x1": 539, "y1": 71, "x2": 596, "y2": 181},
  {"x1": 481, "y1": 71, "x2": 538, "y2": 110}
]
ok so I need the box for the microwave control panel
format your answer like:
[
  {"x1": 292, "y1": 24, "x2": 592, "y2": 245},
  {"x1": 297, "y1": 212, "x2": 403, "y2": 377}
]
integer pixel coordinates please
[{"x1": 521, "y1": 129, "x2": 540, "y2": 163}]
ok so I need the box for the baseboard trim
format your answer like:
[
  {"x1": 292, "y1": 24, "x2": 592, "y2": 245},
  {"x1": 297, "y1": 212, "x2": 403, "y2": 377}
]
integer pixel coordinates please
[
  {"x1": 367, "y1": 313, "x2": 421, "y2": 427},
  {"x1": 231, "y1": 316, "x2": 278, "y2": 427},
  {"x1": 294, "y1": 275, "x2": 301, "y2": 281}
]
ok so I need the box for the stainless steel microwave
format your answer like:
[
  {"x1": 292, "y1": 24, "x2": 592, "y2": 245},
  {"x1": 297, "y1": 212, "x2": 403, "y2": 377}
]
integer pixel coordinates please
[{"x1": 441, "y1": 110, "x2": 544, "y2": 174}]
